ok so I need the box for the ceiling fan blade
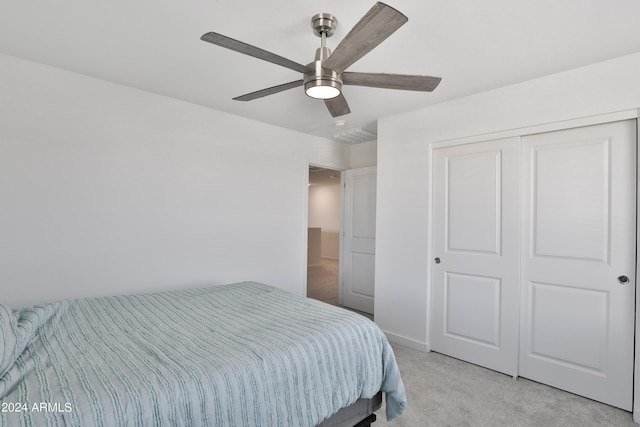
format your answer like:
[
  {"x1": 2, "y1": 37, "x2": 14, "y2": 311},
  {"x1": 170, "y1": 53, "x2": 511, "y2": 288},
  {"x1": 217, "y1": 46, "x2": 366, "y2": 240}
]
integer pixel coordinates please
[
  {"x1": 201, "y1": 32, "x2": 311, "y2": 74},
  {"x1": 324, "y1": 93, "x2": 351, "y2": 117},
  {"x1": 342, "y1": 72, "x2": 442, "y2": 92},
  {"x1": 322, "y1": 2, "x2": 408, "y2": 73},
  {"x1": 233, "y1": 80, "x2": 304, "y2": 101}
]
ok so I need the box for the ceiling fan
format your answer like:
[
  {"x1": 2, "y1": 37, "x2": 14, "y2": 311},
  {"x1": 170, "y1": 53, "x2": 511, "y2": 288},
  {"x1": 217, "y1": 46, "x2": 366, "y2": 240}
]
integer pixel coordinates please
[{"x1": 200, "y1": 2, "x2": 441, "y2": 117}]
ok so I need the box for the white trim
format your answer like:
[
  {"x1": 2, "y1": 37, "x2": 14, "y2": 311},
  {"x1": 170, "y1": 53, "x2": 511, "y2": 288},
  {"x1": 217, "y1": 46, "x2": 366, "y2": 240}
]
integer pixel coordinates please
[
  {"x1": 338, "y1": 171, "x2": 345, "y2": 307},
  {"x1": 429, "y1": 109, "x2": 640, "y2": 149},
  {"x1": 382, "y1": 329, "x2": 430, "y2": 353},
  {"x1": 425, "y1": 142, "x2": 434, "y2": 359},
  {"x1": 302, "y1": 161, "x2": 311, "y2": 297},
  {"x1": 634, "y1": 118, "x2": 640, "y2": 425}
]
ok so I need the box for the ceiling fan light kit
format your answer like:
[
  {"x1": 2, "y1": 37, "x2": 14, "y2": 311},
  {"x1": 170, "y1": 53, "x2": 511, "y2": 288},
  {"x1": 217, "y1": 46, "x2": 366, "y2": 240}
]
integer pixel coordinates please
[
  {"x1": 201, "y1": 2, "x2": 441, "y2": 117},
  {"x1": 304, "y1": 80, "x2": 341, "y2": 100}
]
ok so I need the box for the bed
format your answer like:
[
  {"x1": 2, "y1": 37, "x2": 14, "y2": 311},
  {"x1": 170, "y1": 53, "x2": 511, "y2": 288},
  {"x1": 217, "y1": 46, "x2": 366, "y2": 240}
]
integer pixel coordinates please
[{"x1": 0, "y1": 281, "x2": 406, "y2": 426}]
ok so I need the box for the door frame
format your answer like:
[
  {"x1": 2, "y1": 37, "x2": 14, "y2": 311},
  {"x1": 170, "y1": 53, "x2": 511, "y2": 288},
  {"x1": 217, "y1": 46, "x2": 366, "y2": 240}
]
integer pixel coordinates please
[
  {"x1": 426, "y1": 109, "x2": 640, "y2": 418},
  {"x1": 635, "y1": 117, "x2": 640, "y2": 423}
]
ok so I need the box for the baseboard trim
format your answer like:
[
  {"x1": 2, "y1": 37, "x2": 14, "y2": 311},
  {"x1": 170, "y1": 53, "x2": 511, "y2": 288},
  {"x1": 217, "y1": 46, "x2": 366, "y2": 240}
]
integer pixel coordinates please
[{"x1": 381, "y1": 330, "x2": 430, "y2": 353}]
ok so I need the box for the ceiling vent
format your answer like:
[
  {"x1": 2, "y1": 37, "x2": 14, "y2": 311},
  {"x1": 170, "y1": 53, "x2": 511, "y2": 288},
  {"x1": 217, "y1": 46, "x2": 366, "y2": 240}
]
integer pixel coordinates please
[{"x1": 333, "y1": 128, "x2": 377, "y2": 143}]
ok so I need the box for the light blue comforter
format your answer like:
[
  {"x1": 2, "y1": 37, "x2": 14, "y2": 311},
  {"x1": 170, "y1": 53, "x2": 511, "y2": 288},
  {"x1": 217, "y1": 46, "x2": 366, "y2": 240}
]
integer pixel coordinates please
[{"x1": 0, "y1": 282, "x2": 406, "y2": 426}]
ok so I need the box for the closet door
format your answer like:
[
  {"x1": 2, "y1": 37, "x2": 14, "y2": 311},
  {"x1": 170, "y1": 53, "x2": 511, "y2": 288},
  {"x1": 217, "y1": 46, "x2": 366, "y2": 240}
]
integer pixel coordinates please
[
  {"x1": 520, "y1": 120, "x2": 636, "y2": 410},
  {"x1": 431, "y1": 137, "x2": 521, "y2": 376}
]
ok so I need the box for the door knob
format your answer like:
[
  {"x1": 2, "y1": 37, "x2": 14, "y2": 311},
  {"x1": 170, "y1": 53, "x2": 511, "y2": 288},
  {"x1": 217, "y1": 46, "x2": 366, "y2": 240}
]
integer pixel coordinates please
[
  {"x1": 618, "y1": 275, "x2": 630, "y2": 284},
  {"x1": 434, "y1": 257, "x2": 441, "y2": 264}
]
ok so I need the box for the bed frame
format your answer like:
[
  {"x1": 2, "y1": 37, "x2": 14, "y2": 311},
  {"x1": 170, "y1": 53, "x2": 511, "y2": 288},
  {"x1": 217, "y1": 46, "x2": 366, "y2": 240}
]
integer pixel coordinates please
[{"x1": 317, "y1": 391, "x2": 382, "y2": 427}]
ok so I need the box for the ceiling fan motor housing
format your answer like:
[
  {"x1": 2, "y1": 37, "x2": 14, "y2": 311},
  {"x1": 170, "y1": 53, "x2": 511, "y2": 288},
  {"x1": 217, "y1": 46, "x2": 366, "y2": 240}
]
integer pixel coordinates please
[{"x1": 304, "y1": 50, "x2": 343, "y2": 99}]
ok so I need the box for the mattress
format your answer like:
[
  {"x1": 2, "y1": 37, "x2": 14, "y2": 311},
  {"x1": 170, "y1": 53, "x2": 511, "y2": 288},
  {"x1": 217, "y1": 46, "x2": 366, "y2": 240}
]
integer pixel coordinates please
[{"x1": 0, "y1": 281, "x2": 406, "y2": 426}]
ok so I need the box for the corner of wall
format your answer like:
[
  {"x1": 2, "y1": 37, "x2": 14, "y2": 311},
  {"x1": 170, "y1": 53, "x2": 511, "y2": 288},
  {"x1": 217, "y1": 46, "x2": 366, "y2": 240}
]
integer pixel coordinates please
[
  {"x1": 382, "y1": 329, "x2": 430, "y2": 353},
  {"x1": 349, "y1": 140, "x2": 378, "y2": 169}
]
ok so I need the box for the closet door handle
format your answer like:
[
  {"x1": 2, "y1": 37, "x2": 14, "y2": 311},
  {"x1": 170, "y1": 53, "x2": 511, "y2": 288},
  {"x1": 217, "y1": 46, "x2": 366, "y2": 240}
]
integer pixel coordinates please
[
  {"x1": 434, "y1": 257, "x2": 441, "y2": 264},
  {"x1": 618, "y1": 275, "x2": 630, "y2": 284}
]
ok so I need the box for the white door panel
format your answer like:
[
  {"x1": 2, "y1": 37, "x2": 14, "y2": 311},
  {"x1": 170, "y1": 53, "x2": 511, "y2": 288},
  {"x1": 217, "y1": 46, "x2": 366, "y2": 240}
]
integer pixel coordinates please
[
  {"x1": 431, "y1": 137, "x2": 521, "y2": 376},
  {"x1": 520, "y1": 120, "x2": 636, "y2": 410},
  {"x1": 529, "y1": 138, "x2": 610, "y2": 261},
  {"x1": 446, "y1": 151, "x2": 502, "y2": 254},
  {"x1": 526, "y1": 283, "x2": 608, "y2": 370},
  {"x1": 350, "y1": 253, "x2": 375, "y2": 297},
  {"x1": 342, "y1": 167, "x2": 376, "y2": 314},
  {"x1": 445, "y1": 272, "x2": 502, "y2": 348}
]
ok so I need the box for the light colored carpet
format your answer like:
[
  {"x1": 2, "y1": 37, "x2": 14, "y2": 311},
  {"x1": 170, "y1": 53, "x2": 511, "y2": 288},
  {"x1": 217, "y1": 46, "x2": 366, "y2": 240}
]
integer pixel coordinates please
[
  {"x1": 375, "y1": 343, "x2": 636, "y2": 427},
  {"x1": 307, "y1": 258, "x2": 373, "y2": 320},
  {"x1": 308, "y1": 260, "x2": 634, "y2": 426},
  {"x1": 307, "y1": 258, "x2": 339, "y2": 306}
]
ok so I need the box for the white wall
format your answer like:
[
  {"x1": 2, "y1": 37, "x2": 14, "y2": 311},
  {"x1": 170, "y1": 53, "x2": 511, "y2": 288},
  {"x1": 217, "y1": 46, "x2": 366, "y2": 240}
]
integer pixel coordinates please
[
  {"x1": 308, "y1": 184, "x2": 341, "y2": 259},
  {"x1": 308, "y1": 185, "x2": 341, "y2": 233},
  {"x1": 375, "y1": 52, "x2": 640, "y2": 350},
  {"x1": 0, "y1": 53, "x2": 347, "y2": 308},
  {"x1": 350, "y1": 140, "x2": 377, "y2": 169}
]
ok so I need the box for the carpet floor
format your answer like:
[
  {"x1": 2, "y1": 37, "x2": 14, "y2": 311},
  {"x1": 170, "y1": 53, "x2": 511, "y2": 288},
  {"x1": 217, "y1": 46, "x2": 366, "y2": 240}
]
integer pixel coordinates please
[
  {"x1": 307, "y1": 258, "x2": 340, "y2": 306},
  {"x1": 375, "y1": 343, "x2": 636, "y2": 427},
  {"x1": 307, "y1": 258, "x2": 373, "y2": 320},
  {"x1": 308, "y1": 260, "x2": 635, "y2": 426}
]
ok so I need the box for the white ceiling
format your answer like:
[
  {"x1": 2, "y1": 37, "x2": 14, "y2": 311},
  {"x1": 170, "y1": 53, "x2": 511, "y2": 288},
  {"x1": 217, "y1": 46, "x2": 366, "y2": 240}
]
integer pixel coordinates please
[
  {"x1": 309, "y1": 166, "x2": 341, "y2": 187},
  {"x1": 2, "y1": 0, "x2": 640, "y2": 142}
]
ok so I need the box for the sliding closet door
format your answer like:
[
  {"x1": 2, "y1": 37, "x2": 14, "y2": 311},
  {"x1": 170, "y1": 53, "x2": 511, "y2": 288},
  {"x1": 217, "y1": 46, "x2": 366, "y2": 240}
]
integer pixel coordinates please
[
  {"x1": 519, "y1": 120, "x2": 636, "y2": 410},
  {"x1": 431, "y1": 137, "x2": 521, "y2": 376}
]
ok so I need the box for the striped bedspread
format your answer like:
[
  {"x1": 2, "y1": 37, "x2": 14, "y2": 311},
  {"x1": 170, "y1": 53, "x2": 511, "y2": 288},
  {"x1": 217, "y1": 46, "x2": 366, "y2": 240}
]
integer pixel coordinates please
[{"x1": 0, "y1": 282, "x2": 406, "y2": 426}]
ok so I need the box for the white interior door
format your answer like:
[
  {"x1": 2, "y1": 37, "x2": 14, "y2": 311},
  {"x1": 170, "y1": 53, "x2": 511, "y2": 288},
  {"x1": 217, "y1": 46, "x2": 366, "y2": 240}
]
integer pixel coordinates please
[
  {"x1": 431, "y1": 137, "x2": 521, "y2": 376},
  {"x1": 342, "y1": 167, "x2": 376, "y2": 314},
  {"x1": 519, "y1": 120, "x2": 636, "y2": 410}
]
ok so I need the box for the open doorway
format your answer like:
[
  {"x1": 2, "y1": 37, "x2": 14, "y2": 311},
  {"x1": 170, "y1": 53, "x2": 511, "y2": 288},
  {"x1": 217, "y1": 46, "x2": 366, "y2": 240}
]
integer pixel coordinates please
[{"x1": 307, "y1": 165, "x2": 342, "y2": 306}]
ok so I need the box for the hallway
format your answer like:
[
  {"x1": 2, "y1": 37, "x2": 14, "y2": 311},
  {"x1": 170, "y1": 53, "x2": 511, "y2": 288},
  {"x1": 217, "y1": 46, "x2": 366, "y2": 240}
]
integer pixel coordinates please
[
  {"x1": 307, "y1": 258, "x2": 373, "y2": 320},
  {"x1": 307, "y1": 258, "x2": 339, "y2": 306}
]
